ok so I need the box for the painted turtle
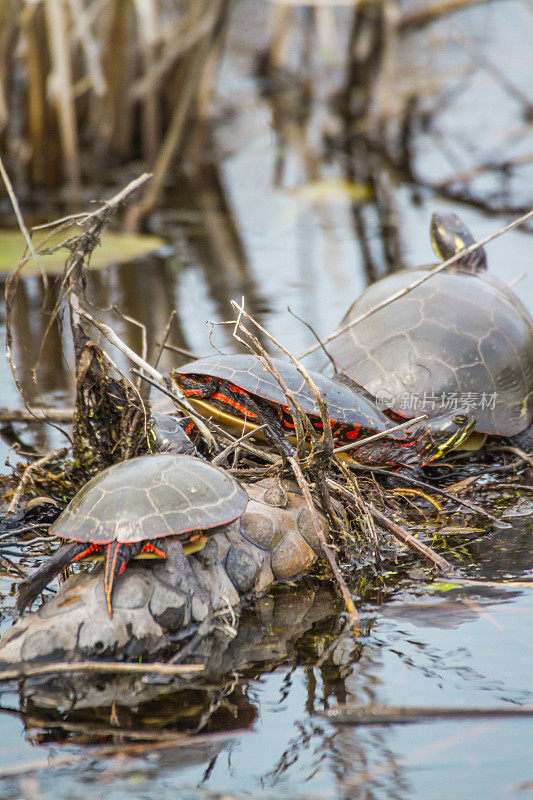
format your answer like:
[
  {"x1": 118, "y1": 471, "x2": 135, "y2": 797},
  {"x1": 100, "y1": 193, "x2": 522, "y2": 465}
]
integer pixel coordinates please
[
  {"x1": 328, "y1": 213, "x2": 533, "y2": 444},
  {"x1": 17, "y1": 454, "x2": 248, "y2": 617},
  {"x1": 171, "y1": 354, "x2": 474, "y2": 470},
  {"x1": 148, "y1": 411, "x2": 198, "y2": 456}
]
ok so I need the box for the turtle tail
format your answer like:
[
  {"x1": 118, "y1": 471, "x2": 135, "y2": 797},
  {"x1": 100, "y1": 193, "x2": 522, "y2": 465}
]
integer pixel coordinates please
[
  {"x1": 103, "y1": 541, "x2": 142, "y2": 617},
  {"x1": 17, "y1": 541, "x2": 89, "y2": 614}
]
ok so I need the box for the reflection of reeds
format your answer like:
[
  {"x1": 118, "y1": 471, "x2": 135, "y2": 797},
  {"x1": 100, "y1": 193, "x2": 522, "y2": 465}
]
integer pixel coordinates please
[{"x1": 0, "y1": 0, "x2": 226, "y2": 200}]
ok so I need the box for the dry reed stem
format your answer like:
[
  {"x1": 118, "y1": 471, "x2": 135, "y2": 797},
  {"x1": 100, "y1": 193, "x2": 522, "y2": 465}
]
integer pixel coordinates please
[
  {"x1": 7, "y1": 448, "x2": 66, "y2": 515},
  {"x1": 290, "y1": 456, "x2": 359, "y2": 628},
  {"x1": 44, "y1": 0, "x2": 81, "y2": 194},
  {"x1": 231, "y1": 299, "x2": 335, "y2": 456},
  {"x1": 0, "y1": 407, "x2": 73, "y2": 422},
  {"x1": 329, "y1": 477, "x2": 451, "y2": 570},
  {"x1": 228, "y1": 301, "x2": 359, "y2": 624},
  {"x1": 334, "y1": 414, "x2": 428, "y2": 454}
]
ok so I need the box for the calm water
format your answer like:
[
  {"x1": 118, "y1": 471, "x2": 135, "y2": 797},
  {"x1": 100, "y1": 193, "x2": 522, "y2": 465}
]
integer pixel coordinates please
[{"x1": 1, "y1": 1, "x2": 533, "y2": 797}]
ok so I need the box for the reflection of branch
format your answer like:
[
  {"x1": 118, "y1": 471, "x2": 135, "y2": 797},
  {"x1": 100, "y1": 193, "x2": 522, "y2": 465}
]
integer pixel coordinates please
[
  {"x1": 0, "y1": 660, "x2": 203, "y2": 683},
  {"x1": 451, "y1": 26, "x2": 533, "y2": 119},
  {"x1": 398, "y1": 0, "x2": 490, "y2": 32},
  {"x1": 434, "y1": 151, "x2": 533, "y2": 189}
]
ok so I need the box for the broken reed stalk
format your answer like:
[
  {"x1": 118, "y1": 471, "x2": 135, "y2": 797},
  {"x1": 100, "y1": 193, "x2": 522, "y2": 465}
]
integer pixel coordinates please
[
  {"x1": 297, "y1": 206, "x2": 533, "y2": 360},
  {"x1": 7, "y1": 448, "x2": 66, "y2": 514},
  {"x1": 0, "y1": 660, "x2": 204, "y2": 683},
  {"x1": 230, "y1": 299, "x2": 376, "y2": 544},
  {"x1": 334, "y1": 414, "x2": 428, "y2": 454},
  {"x1": 290, "y1": 457, "x2": 359, "y2": 628},
  {"x1": 328, "y1": 477, "x2": 450, "y2": 570},
  {"x1": 231, "y1": 301, "x2": 316, "y2": 454},
  {"x1": 322, "y1": 703, "x2": 533, "y2": 724},
  {"x1": 77, "y1": 308, "x2": 214, "y2": 447},
  {"x1": 231, "y1": 298, "x2": 335, "y2": 456},
  {"x1": 0, "y1": 407, "x2": 73, "y2": 422},
  {"x1": 229, "y1": 300, "x2": 359, "y2": 626},
  {"x1": 212, "y1": 425, "x2": 268, "y2": 465}
]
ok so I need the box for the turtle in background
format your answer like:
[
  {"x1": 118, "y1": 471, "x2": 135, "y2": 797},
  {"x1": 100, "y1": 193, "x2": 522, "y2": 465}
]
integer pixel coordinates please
[{"x1": 328, "y1": 212, "x2": 533, "y2": 451}]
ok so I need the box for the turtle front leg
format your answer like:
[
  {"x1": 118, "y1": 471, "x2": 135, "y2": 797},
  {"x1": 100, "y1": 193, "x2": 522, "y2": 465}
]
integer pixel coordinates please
[
  {"x1": 255, "y1": 402, "x2": 295, "y2": 459},
  {"x1": 156, "y1": 537, "x2": 211, "y2": 608},
  {"x1": 347, "y1": 439, "x2": 422, "y2": 473},
  {"x1": 507, "y1": 423, "x2": 533, "y2": 455}
]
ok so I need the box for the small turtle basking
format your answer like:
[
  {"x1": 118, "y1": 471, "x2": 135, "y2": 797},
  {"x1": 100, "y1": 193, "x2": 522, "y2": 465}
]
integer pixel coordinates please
[
  {"x1": 328, "y1": 213, "x2": 533, "y2": 447},
  {"x1": 171, "y1": 354, "x2": 474, "y2": 470},
  {"x1": 17, "y1": 454, "x2": 248, "y2": 617}
]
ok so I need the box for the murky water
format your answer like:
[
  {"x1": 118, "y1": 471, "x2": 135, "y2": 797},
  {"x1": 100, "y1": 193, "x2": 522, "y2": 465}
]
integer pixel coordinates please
[{"x1": 1, "y1": 1, "x2": 533, "y2": 797}]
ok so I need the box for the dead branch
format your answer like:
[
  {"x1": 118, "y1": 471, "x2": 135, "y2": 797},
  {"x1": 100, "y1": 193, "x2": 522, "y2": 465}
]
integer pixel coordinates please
[
  {"x1": 7, "y1": 448, "x2": 67, "y2": 514},
  {"x1": 328, "y1": 477, "x2": 450, "y2": 571}
]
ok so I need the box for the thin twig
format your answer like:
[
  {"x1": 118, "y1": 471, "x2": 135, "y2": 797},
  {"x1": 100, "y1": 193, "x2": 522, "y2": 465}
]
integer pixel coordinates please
[
  {"x1": 212, "y1": 425, "x2": 268, "y2": 465},
  {"x1": 297, "y1": 206, "x2": 533, "y2": 359},
  {"x1": 334, "y1": 415, "x2": 427, "y2": 454},
  {"x1": 328, "y1": 478, "x2": 450, "y2": 571},
  {"x1": 155, "y1": 341, "x2": 201, "y2": 360},
  {"x1": 290, "y1": 457, "x2": 359, "y2": 628},
  {"x1": 489, "y1": 445, "x2": 533, "y2": 469},
  {"x1": 153, "y1": 311, "x2": 177, "y2": 370},
  {"x1": 0, "y1": 155, "x2": 48, "y2": 281}
]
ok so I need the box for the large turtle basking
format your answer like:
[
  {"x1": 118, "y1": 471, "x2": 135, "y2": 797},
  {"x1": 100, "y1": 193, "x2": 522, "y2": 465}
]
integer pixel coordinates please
[
  {"x1": 328, "y1": 213, "x2": 533, "y2": 445},
  {"x1": 17, "y1": 454, "x2": 248, "y2": 617}
]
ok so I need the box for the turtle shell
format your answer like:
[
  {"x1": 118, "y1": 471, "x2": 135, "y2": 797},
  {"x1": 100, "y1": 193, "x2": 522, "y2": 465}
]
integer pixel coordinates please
[
  {"x1": 328, "y1": 267, "x2": 533, "y2": 436},
  {"x1": 51, "y1": 454, "x2": 248, "y2": 545},
  {"x1": 174, "y1": 354, "x2": 390, "y2": 430}
]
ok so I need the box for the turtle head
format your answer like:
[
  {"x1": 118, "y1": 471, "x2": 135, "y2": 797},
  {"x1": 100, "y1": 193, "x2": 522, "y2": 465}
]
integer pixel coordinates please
[
  {"x1": 430, "y1": 212, "x2": 487, "y2": 272},
  {"x1": 148, "y1": 411, "x2": 197, "y2": 456},
  {"x1": 416, "y1": 408, "x2": 476, "y2": 465}
]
